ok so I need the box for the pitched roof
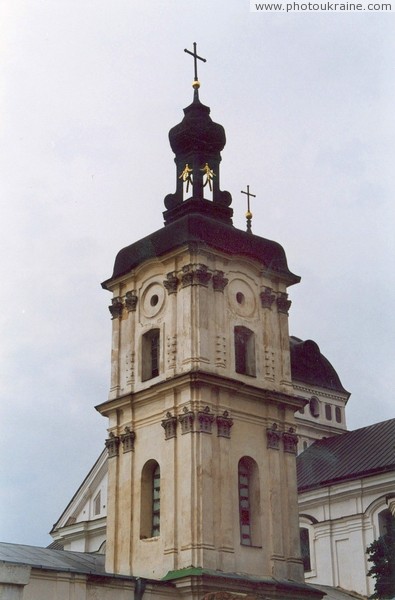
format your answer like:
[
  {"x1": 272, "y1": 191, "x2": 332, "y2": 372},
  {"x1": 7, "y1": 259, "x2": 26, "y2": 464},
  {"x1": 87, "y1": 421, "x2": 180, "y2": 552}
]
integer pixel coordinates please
[
  {"x1": 297, "y1": 418, "x2": 395, "y2": 492},
  {"x1": 0, "y1": 542, "x2": 107, "y2": 576}
]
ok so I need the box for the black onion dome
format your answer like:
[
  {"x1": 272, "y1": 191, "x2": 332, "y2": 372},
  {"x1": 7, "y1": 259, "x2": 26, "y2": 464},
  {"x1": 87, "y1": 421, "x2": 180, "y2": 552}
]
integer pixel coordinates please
[
  {"x1": 290, "y1": 336, "x2": 349, "y2": 394},
  {"x1": 169, "y1": 96, "x2": 226, "y2": 157}
]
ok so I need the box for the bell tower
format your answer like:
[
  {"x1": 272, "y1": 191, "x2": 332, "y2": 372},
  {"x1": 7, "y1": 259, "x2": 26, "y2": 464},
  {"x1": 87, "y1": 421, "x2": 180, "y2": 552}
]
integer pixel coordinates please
[{"x1": 97, "y1": 46, "x2": 322, "y2": 600}]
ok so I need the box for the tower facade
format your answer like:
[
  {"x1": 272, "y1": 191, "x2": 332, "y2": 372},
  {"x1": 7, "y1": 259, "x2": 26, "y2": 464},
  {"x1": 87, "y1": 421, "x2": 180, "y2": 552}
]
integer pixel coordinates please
[{"x1": 97, "y1": 81, "x2": 322, "y2": 600}]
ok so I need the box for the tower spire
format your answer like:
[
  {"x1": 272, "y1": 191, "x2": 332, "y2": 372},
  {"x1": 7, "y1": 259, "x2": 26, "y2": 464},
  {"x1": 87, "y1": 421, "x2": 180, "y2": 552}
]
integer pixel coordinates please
[{"x1": 163, "y1": 45, "x2": 232, "y2": 224}]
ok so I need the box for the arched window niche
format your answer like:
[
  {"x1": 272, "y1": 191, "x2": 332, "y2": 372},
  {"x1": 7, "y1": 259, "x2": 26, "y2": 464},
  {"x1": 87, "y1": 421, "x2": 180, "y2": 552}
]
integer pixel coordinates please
[
  {"x1": 238, "y1": 456, "x2": 261, "y2": 547},
  {"x1": 299, "y1": 514, "x2": 317, "y2": 575},
  {"x1": 142, "y1": 328, "x2": 160, "y2": 381},
  {"x1": 234, "y1": 326, "x2": 256, "y2": 377},
  {"x1": 140, "y1": 460, "x2": 160, "y2": 539}
]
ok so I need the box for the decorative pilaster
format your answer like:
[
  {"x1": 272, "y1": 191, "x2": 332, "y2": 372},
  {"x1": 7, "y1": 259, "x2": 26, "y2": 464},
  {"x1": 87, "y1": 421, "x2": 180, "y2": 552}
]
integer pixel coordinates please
[
  {"x1": 105, "y1": 432, "x2": 120, "y2": 457},
  {"x1": 161, "y1": 412, "x2": 178, "y2": 439},
  {"x1": 276, "y1": 292, "x2": 292, "y2": 315},
  {"x1": 212, "y1": 270, "x2": 228, "y2": 292},
  {"x1": 266, "y1": 423, "x2": 281, "y2": 449},
  {"x1": 125, "y1": 290, "x2": 138, "y2": 312},
  {"x1": 167, "y1": 334, "x2": 177, "y2": 369},
  {"x1": 282, "y1": 427, "x2": 298, "y2": 454},
  {"x1": 120, "y1": 426, "x2": 136, "y2": 453},
  {"x1": 109, "y1": 297, "x2": 123, "y2": 319},
  {"x1": 197, "y1": 406, "x2": 215, "y2": 433},
  {"x1": 179, "y1": 406, "x2": 195, "y2": 434},
  {"x1": 260, "y1": 287, "x2": 276, "y2": 309},
  {"x1": 216, "y1": 410, "x2": 233, "y2": 438},
  {"x1": 163, "y1": 272, "x2": 179, "y2": 294}
]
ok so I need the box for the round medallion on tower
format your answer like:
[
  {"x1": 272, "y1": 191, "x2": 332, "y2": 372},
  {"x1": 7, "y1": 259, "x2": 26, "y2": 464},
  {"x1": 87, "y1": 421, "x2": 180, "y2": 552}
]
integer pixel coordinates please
[{"x1": 141, "y1": 282, "x2": 165, "y2": 318}]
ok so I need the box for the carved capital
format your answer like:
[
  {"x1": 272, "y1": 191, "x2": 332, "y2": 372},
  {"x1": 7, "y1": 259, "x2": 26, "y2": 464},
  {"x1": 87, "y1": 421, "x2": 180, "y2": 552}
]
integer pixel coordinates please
[
  {"x1": 108, "y1": 297, "x2": 123, "y2": 319},
  {"x1": 276, "y1": 292, "x2": 292, "y2": 315},
  {"x1": 161, "y1": 412, "x2": 178, "y2": 440},
  {"x1": 282, "y1": 427, "x2": 298, "y2": 454},
  {"x1": 178, "y1": 406, "x2": 195, "y2": 434},
  {"x1": 216, "y1": 410, "x2": 233, "y2": 438},
  {"x1": 125, "y1": 291, "x2": 138, "y2": 312},
  {"x1": 260, "y1": 286, "x2": 276, "y2": 309},
  {"x1": 105, "y1": 432, "x2": 120, "y2": 458},
  {"x1": 266, "y1": 423, "x2": 281, "y2": 450},
  {"x1": 181, "y1": 264, "x2": 212, "y2": 287},
  {"x1": 197, "y1": 406, "x2": 215, "y2": 434},
  {"x1": 163, "y1": 272, "x2": 179, "y2": 295},
  {"x1": 120, "y1": 426, "x2": 135, "y2": 453},
  {"x1": 212, "y1": 270, "x2": 228, "y2": 292}
]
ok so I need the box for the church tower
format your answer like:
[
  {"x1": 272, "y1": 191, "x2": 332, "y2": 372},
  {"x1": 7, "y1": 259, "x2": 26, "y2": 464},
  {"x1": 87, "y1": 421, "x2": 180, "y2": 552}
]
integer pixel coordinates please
[{"x1": 97, "y1": 47, "x2": 322, "y2": 600}]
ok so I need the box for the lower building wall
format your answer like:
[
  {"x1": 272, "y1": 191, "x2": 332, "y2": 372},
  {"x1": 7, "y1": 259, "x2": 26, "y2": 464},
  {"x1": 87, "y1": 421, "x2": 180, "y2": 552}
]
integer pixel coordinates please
[
  {"x1": 299, "y1": 473, "x2": 394, "y2": 597},
  {"x1": 22, "y1": 570, "x2": 135, "y2": 600}
]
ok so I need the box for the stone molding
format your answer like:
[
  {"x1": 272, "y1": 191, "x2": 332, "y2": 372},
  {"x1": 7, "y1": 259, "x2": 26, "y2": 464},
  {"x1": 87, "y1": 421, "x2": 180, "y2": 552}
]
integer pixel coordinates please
[
  {"x1": 161, "y1": 412, "x2": 178, "y2": 439},
  {"x1": 197, "y1": 406, "x2": 215, "y2": 434},
  {"x1": 125, "y1": 290, "x2": 138, "y2": 312},
  {"x1": 108, "y1": 296, "x2": 124, "y2": 319},
  {"x1": 120, "y1": 426, "x2": 136, "y2": 453},
  {"x1": 212, "y1": 270, "x2": 229, "y2": 292},
  {"x1": 266, "y1": 424, "x2": 298, "y2": 453},
  {"x1": 167, "y1": 407, "x2": 234, "y2": 438},
  {"x1": 163, "y1": 272, "x2": 179, "y2": 295},
  {"x1": 266, "y1": 423, "x2": 281, "y2": 449},
  {"x1": 260, "y1": 286, "x2": 276, "y2": 309},
  {"x1": 276, "y1": 292, "x2": 292, "y2": 315},
  {"x1": 105, "y1": 432, "x2": 120, "y2": 457},
  {"x1": 216, "y1": 410, "x2": 234, "y2": 438},
  {"x1": 202, "y1": 593, "x2": 260, "y2": 600},
  {"x1": 282, "y1": 427, "x2": 298, "y2": 454},
  {"x1": 181, "y1": 263, "x2": 212, "y2": 287},
  {"x1": 179, "y1": 406, "x2": 195, "y2": 434}
]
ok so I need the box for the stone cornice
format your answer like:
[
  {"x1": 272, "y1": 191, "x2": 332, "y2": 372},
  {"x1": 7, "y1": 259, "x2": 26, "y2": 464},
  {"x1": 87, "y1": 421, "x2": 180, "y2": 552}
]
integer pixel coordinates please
[
  {"x1": 292, "y1": 382, "x2": 350, "y2": 402},
  {"x1": 95, "y1": 371, "x2": 306, "y2": 416}
]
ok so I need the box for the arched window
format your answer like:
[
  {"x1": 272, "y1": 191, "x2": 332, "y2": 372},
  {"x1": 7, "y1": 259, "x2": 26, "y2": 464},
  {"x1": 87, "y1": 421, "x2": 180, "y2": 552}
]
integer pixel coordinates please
[
  {"x1": 140, "y1": 460, "x2": 160, "y2": 538},
  {"x1": 335, "y1": 406, "x2": 342, "y2": 423},
  {"x1": 300, "y1": 527, "x2": 311, "y2": 571},
  {"x1": 309, "y1": 397, "x2": 320, "y2": 418},
  {"x1": 378, "y1": 509, "x2": 394, "y2": 538},
  {"x1": 238, "y1": 457, "x2": 261, "y2": 547},
  {"x1": 234, "y1": 326, "x2": 256, "y2": 377},
  {"x1": 142, "y1": 329, "x2": 160, "y2": 381},
  {"x1": 325, "y1": 404, "x2": 332, "y2": 420}
]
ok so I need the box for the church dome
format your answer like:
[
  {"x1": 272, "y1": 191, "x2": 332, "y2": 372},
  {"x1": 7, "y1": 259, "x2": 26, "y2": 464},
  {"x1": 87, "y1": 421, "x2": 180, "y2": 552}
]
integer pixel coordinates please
[{"x1": 290, "y1": 336, "x2": 349, "y2": 394}]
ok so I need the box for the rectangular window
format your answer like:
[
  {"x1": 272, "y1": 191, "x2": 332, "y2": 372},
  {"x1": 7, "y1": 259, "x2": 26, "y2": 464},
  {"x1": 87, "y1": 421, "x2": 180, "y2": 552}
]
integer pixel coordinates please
[
  {"x1": 300, "y1": 527, "x2": 311, "y2": 571},
  {"x1": 235, "y1": 327, "x2": 256, "y2": 377},
  {"x1": 239, "y1": 462, "x2": 252, "y2": 546},
  {"x1": 142, "y1": 329, "x2": 160, "y2": 381},
  {"x1": 94, "y1": 491, "x2": 101, "y2": 516},
  {"x1": 152, "y1": 466, "x2": 161, "y2": 537}
]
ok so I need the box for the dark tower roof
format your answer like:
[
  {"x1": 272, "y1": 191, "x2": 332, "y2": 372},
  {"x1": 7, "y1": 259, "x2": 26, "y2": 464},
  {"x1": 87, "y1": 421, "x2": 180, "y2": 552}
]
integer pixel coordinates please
[
  {"x1": 102, "y1": 87, "x2": 300, "y2": 288},
  {"x1": 290, "y1": 336, "x2": 349, "y2": 394}
]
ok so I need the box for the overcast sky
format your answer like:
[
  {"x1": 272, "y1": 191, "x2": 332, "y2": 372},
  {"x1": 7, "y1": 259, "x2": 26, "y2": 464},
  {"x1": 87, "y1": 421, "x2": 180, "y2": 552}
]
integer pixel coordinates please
[{"x1": 0, "y1": 1, "x2": 394, "y2": 548}]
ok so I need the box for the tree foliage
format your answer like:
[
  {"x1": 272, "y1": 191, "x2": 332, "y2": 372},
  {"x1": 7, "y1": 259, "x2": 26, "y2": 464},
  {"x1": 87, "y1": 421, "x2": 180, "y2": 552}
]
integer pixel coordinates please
[{"x1": 366, "y1": 525, "x2": 395, "y2": 599}]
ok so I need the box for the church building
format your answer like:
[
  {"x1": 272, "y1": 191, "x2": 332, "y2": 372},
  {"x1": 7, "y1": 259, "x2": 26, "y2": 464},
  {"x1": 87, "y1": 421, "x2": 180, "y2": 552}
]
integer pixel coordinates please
[{"x1": 2, "y1": 48, "x2": 390, "y2": 600}]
